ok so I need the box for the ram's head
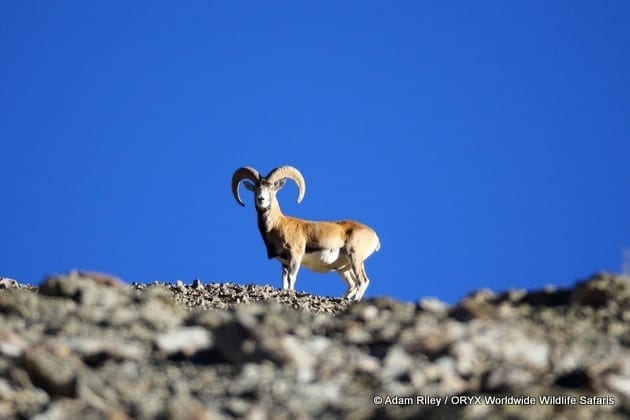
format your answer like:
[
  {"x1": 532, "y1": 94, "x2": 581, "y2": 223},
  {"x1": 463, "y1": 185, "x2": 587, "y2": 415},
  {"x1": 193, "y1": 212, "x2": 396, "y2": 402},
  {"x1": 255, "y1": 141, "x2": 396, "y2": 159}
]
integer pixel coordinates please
[{"x1": 231, "y1": 166, "x2": 306, "y2": 210}]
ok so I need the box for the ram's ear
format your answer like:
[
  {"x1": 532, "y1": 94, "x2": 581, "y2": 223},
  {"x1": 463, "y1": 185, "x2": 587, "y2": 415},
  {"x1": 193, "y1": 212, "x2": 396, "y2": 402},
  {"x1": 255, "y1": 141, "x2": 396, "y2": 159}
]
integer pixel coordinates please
[
  {"x1": 273, "y1": 179, "x2": 286, "y2": 190},
  {"x1": 244, "y1": 180, "x2": 256, "y2": 191}
]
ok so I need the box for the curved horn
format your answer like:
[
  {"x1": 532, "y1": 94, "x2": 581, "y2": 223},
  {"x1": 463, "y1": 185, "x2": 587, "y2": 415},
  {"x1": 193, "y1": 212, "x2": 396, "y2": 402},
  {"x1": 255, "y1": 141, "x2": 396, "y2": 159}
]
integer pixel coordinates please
[
  {"x1": 267, "y1": 165, "x2": 306, "y2": 204},
  {"x1": 231, "y1": 167, "x2": 260, "y2": 207}
]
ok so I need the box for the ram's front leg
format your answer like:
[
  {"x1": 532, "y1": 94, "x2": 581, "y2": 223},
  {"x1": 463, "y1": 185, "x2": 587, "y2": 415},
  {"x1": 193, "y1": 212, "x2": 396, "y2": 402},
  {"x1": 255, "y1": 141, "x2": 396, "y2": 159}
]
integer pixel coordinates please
[{"x1": 281, "y1": 254, "x2": 302, "y2": 290}]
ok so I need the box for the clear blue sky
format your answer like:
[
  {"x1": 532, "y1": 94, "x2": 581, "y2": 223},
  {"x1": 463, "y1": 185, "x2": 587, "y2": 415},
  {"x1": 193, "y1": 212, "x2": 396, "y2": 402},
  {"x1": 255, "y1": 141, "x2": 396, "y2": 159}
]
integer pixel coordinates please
[{"x1": 1, "y1": 1, "x2": 628, "y2": 303}]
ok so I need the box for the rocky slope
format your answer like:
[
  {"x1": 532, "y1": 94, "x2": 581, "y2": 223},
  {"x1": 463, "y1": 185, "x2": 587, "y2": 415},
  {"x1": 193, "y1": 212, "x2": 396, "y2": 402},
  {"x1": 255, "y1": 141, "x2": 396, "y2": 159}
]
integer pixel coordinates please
[{"x1": 0, "y1": 272, "x2": 628, "y2": 419}]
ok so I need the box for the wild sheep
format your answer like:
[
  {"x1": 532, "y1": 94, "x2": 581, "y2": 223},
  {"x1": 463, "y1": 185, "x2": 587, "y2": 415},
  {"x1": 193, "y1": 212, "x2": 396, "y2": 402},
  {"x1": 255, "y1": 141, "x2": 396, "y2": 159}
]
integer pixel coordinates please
[{"x1": 231, "y1": 165, "x2": 380, "y2": 301}]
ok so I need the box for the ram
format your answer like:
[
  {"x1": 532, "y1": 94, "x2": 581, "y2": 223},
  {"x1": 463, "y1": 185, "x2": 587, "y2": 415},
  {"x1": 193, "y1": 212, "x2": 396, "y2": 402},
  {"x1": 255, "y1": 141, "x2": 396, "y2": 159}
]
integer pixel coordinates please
[{"x1": 231, "y1": 165, "x2": 380, "y2": 301}]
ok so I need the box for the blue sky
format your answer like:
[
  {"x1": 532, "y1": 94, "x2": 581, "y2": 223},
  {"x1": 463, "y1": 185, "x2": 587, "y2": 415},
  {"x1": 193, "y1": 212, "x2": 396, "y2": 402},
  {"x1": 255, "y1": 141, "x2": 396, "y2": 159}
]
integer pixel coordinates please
[{"x1": 1, "y1": 1, "x2": 629, "y2": 303}]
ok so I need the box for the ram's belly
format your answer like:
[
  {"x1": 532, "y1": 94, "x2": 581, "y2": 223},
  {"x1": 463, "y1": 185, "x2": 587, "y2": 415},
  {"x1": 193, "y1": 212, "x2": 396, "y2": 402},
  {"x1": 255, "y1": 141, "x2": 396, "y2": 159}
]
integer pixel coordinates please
[{"x1": 301, "y1": 248, "x2": 346, "y2": 273}]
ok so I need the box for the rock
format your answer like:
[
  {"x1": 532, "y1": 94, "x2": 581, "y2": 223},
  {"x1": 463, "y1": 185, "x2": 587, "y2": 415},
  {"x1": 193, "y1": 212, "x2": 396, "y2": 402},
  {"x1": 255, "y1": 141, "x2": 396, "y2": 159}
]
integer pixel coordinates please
[
  {"x1": 382, "y1": 345, "x2": 413, "y2": 379},
  {"x1": 167, "y1": 394, "x2": 222, "y2": 420},
  {"x1": 449, "y1": 289, "x2": 498, "y2": 321},
  {"x1": 516, "y1": 285, "x2": 571, "y2": 307},
  {"x1": 357, "y1": 303, "x2": 379, "y2": 321},
  {"x1": 0, "y1": 328, "x2": 28, "y2": 357},
  {"x1": 0, "y1": 377, "x2": 50, "y2": 418},
  {"x1": 71, "y1": 269, "x2": 125, "y2": 287},
  {"x1": 21, "y1": 346, "x2": 81, "y2": 398},
  {"x1": 605, "y1": 374, "x2": 630, "y2": 399},
  {"x1": 155, "y1": 327, "x2": 213, "y2": 357},
  {"x1": 279, "y1": 334, "x2": 321, "y2": 383},
  {"x1": 398, "y1": 319, "x2": 458, "y2": 359},
  {"x1": 416, "y1": 297, "x2": 450, "y2": 316},
  {"x1": 212, "y1": 318, "x2": 292, "y2": 365},
  {"x1": 571, "y1": 272, "x2": 630, "y2": 308},
  {"x1": 64, "y1": 337, "x2": 145, "y2": 364},
  {"x1": 554, "y1": 368, "x2": 594, "y2": 390},
  {"x1": 483, "y1": 366, "x2": 535, "y2": 391},
  {"x1": 344, "y1": 322, "x2": 372, "y2": 344},
  {"x1": 0, "y1": 277, "x2": 19, "y2": 289},
  {"x1": 0, "y1": 272, "x2": 628, "y2": 419},
  {"x1": 39, "y1": 272, "x2": 125, "y2": 310},
  {"x1": 450, "y1": 321, "x2": 549, "y2": 375},
  {"x1": 421, "y1": 356, "x2": 469, "y2": 395},
  {"x1": 31, "y1": 398, "x2": 130, "y2": 420},
  {"x1": 136, "y1": 287, "x2": 187, "y2": 331}
]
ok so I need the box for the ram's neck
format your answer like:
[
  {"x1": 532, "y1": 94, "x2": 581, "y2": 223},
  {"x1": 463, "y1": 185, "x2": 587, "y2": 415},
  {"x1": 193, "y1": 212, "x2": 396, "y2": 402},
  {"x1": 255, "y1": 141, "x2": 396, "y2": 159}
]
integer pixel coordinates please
[
  {"x1": 256, "y1": 200, "x2": 283, "y2": 233},
  {"x1": 256, "y1": 201, "x2": 285, "y2": 259}
]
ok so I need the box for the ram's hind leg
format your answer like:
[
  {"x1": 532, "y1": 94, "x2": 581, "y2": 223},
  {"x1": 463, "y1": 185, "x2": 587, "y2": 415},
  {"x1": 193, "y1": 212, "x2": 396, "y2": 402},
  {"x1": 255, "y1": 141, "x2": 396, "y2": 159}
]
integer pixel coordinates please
[
  {"x1": 338, "y1": 268, "x2": 358, "y2": 300},
  {"x1": 281, "y1": 264, "x2": 290, "y2": 289},
  {"x1": 354, "y1": 262, "x2": 371, "y2": 301},
  {"x1": 345, "y1": 229, "x2": 377, "y2": 301},
  {"x1": 346, "y1": 251, "x2": 371, "y2": 301}
]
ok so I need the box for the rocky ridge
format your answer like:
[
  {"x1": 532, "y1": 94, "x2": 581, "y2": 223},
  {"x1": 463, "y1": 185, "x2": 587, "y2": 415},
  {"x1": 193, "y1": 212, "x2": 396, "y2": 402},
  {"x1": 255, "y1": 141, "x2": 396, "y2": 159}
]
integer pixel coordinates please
[{"x1": 0, "y1": 272, "x2": 628, "y2": 419}]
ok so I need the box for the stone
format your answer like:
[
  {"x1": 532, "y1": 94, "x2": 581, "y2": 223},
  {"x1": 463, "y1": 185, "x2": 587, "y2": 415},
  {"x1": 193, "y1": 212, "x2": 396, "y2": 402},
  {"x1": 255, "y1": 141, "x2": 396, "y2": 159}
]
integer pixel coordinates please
[
  {"x1": 0, "y1": 272, "x2": 628, "y2": 419},
  {"x1": 416, "y1": 297, "x2": 449, "y2": 315},
  {"x1": 21, "y1": 346, "x2": 81, "y2": 398},
  {"x1": 0, "y1": 328, "x2": 27, "y2": 357},
  {"x1": 155, "y1": 327, "x2": 213, "y2": 357},
  {"x1": 0, "y1": 278, "x2": 19, "y2": 289}
]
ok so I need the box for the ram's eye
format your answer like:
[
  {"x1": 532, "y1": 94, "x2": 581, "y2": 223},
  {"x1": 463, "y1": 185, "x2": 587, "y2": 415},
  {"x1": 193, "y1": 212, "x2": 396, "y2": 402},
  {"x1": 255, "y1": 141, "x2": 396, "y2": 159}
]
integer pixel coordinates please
[{"x1": 274, "y1": 181, "x2": 282, "y2": 187}]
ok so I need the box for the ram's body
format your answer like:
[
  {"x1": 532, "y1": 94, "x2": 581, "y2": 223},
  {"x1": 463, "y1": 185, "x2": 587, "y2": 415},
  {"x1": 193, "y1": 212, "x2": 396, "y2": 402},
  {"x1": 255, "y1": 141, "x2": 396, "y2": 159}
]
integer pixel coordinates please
[{"x1": 232, "y1": 166, "x2": 380, "y2": 301}]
